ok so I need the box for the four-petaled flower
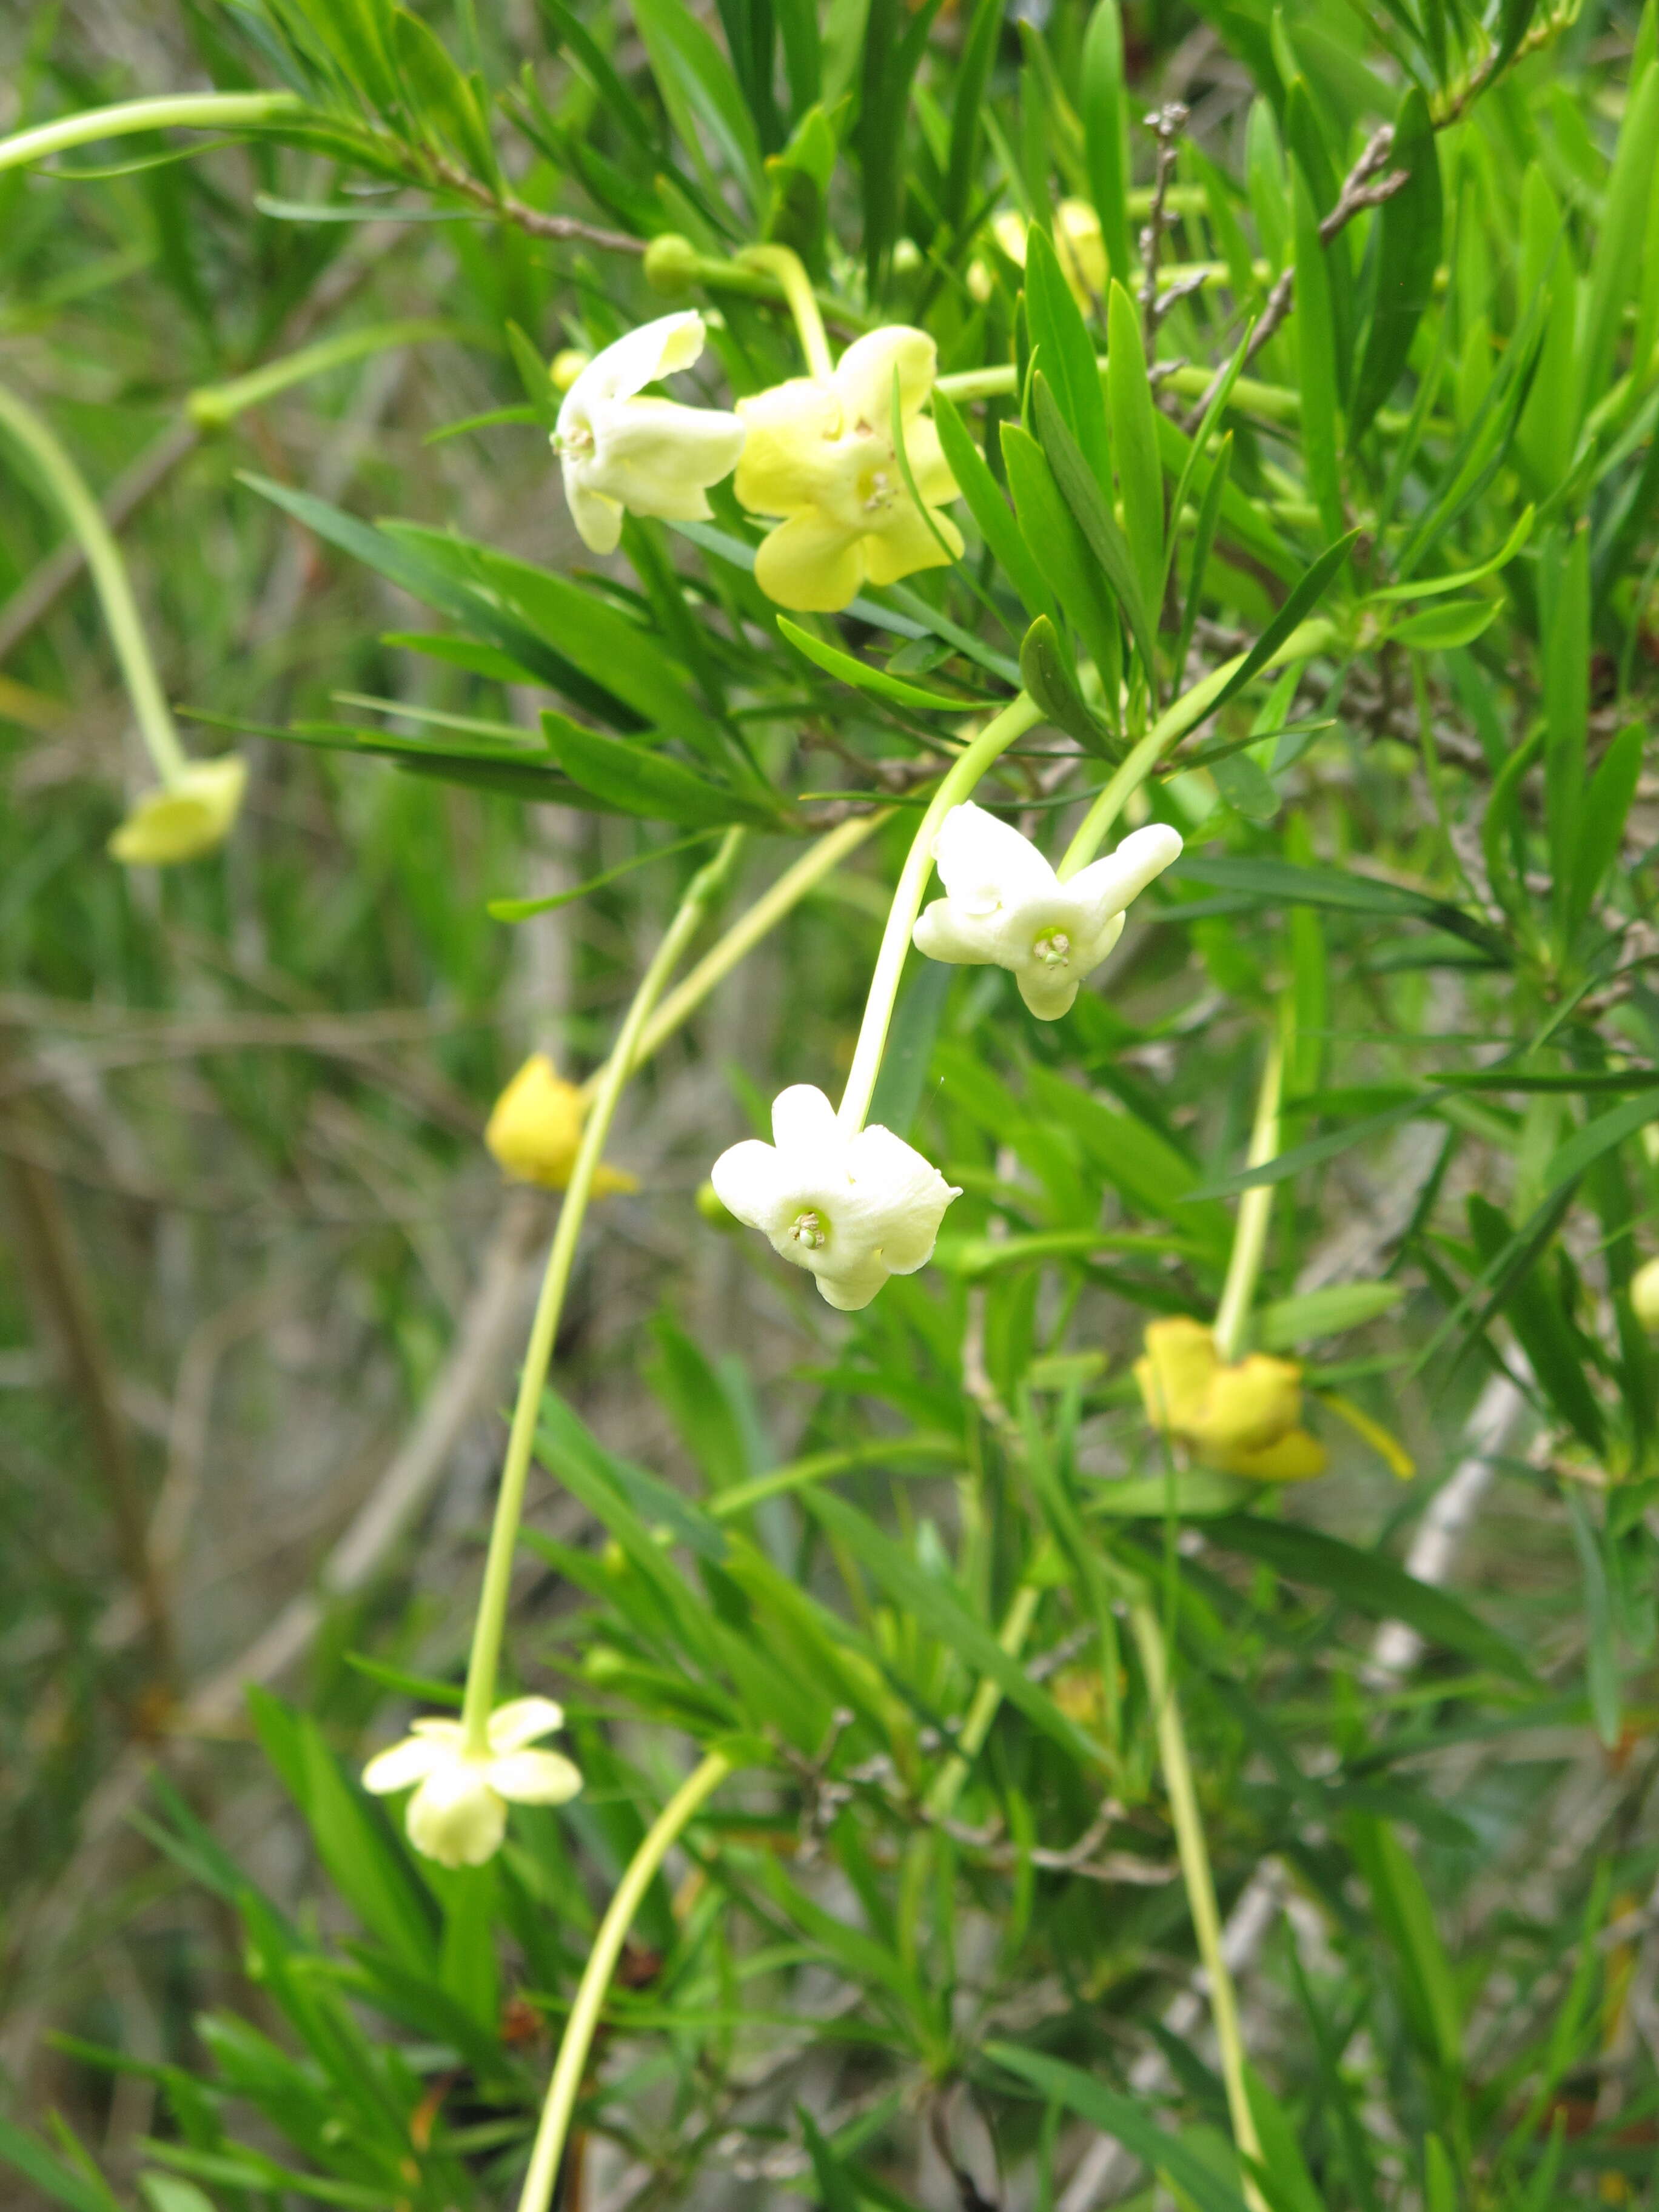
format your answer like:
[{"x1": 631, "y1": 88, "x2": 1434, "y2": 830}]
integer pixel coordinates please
[
  {"x1": 109, "y1": 756, "x2": 247, "y2": 867},
  {"x1": 734, "y1": 327, "x2": 962, "y2": 612},
  {"x1": 486, "y1": 1053, "x2": 637, "y2": 1193},
  {"x1": 711, "y1": 1084, "x2": 960, "y2": 1310},
  {"x1": 363, "y1": 1695, "x2": 581, "y2": 1869},
  {"x1": 554, "y1": 311, "x2": 745, "y2": 556},
  {"x1": 912, "y1": 802, "x2": 1182, "y2": 1019},
  {"x1": 1134, "y1": 1318, "x2": 1326, "y2": 1482}
]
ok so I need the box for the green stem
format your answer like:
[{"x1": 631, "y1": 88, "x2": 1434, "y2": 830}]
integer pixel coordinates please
[
  {"x1": 0, "y1": 381, "x2": 186, "y2": 785},
  {"x1": 738, "y1": 244, "x2": 834, "y2": 378},
  {"x1": 458, "y1": 833, "x2": 744, "y2": 1753},
  {"x1": 838, "y1": 693, "x2": 1042, "y2": 1134},
  {"x1": 1211, "y1": 1031, "x2": 1284, "y2": 1364},
  {"x1": 1129, "y1": 1603, "x2": 1267, "y2": 2212},
  {"x1": 925, "y1": 1581, "x2": 1041, "y2": 1821},
  {"x1": 578, "y1": 814, "x2": 886, "y2": 1108},
  {"x1": 187, "y1": 320, "x2": 467, "y2": 431},
  {"x1": 517, "y1": 1751, "x2": 733, "y2": 2212},
  {"x1": 937, "y1": 353, "x2": 1291, "y2": 419},
  {"x1": 1056, "y1": 618, "x2": 1338, "y2": 879},
  {"x1": 0, "y1": 91, "x2": 300, "y2": 175}
]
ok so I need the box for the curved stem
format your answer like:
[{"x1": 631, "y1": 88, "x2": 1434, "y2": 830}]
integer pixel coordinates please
[
  {"x1": 838, "y1": 693, "x2": 1042, "y2": 1134},
  {"x1": 1211, "y1": 1030, "x2": 1284, "y2": 1364},
  {"x1": 517, "y1": 1751, "x2": 734, "y2": 2212},
  {"x1": 458, "y1": 833, "x2": 745, "y2": 1752},
  {"x1": 0, "y1": 381, "x2": 186, "y2": 785},
  {"x1": 1130, "y1": 1603, "x2": 1267, "y2": 2211},
  {"x1": 739, "y1": 244, "x2": 834, "y2": 378},
  {"x1": 0, "y1": 92, "x2": 300, "y2": 176},
  {"x1": 578, "y1": 814, "x2": 886, "y2": 1108}
]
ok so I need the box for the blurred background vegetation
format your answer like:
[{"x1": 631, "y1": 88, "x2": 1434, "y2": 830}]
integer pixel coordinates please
[{"x1": 1, "y1": 0, "x2": 1657, "y2": 2206}]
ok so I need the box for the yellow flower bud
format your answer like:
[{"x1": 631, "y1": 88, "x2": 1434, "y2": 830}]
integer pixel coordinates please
[
  {"x1": 109, "y1": 756, "x2": 247, "y2": 866},
  {"x1": 695, "y1": 1178, "x2": 741, "y2": 1230},
  {"x1": 1134, "y1": 1316, "x2": 1326, "y2": 1483},
  {"x1": 484, "y1": 1054, "x2": 638, "y2": 1194},
  {"x1": 1632, "y1": 1256, "x2": 1659, "y2": 1332},
  {"x1": 643, "y1": 232, "x2": 702, "y2": 297},
  {"x1": 550, "y1": 347, "x2": 590, "y2": 393}
]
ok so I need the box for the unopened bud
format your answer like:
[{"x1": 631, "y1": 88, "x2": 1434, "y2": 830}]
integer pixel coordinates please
[
  {"x1": 1632, "y1": 1256, "x2": 1659, "y2": 1331},
  {"x1": 695, "y1": 1178, "x2": 740, "y2": 1230},
  {"x1": 644, "y1": 232, "x2": 701, "y2": 297},
  {"x1": 550, "y1": 347, "x2": 589, "y2": 392}
]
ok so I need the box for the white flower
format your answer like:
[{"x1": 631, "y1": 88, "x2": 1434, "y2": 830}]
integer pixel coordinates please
[
  {"x1": 554, "y1": 311, "x2": 745, "y2": 555},
  {"x1": 912, "y1": 803, "x2": 1183, "y2": 1019},
  {"x1": 711, "y1": 1084, "x2": 960, "y2": 1311},
  {"x1": 362, "y1": 1696, "x2": 581, "y2": 1869}
]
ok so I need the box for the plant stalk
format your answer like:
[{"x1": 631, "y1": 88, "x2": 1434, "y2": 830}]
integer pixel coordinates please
[
  {"x1": 578, "y1": 814, "x2": 886, "y2": 1107},
  {"x1": 1211, "y1": 1032, "x2": 1284, "y2": 1364},
  {"x1": 459, "y1": 833, "x2": 744, "y2": 1752},
  {"x1": 0, "y1": 91, "x2": 300, "y2": 176},
  {"x1": 839, "y1": 692, "x2": 1042, "y2": 1133},
  {"x1": 0, "y1": 381, "x2": 187, "y2": 785},
  {"x1": 738, "y1": 244, "x2": 834, "y2": 378},
  {"x1": 517, "y1": 1751, "x2": 734, "y2": 2212},
  {"x1": 1130, "y1": 1602, "x2": 1267, "y2": 2211}
]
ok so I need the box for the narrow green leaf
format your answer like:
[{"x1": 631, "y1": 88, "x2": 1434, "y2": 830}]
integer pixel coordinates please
[
  {"x1": 1541, "y1": 525, "x2": 1590, "y2": 922},
  {"x1": 933, "y1": 390, "x2": 1058, "y2": 626},
  {"x1": 1566, "y1": 1493, "x2": 1622, "y2": 1748},
  {"x1": 1001, "y1": 418, "x2": 1125, "y2": 693},
  {"x1": 1390, "y1": 597, "x2": 1500, "y2": 648},
  {"x1": 1080, "y1": 0, "x2": 1133, "y2": 287},
  {"x1": 777, "y1": 614, "x2": 977, "y2": 709},
  {"x1": 1567, "y1": 721, "x2": 1643, "y2": 936},
  {"x1": 1208, "y1": 1517, "x2": 1529, "y2": 1680},
  {"x1": 1346, "y1": 1817, "x2": 1463, "y2": 2075},
  {"x1": 988, "y1": 2046, "x2": 1252, "y2": 2212},
  {"x1": 1290, "y1": 167, "x2": 1344, "y2": 543},
  {"x1": 1574, "y1": 59, "x2": 1659, "y2": 426},
  {"x1": 1030, "y1": 378, "x2": 1156, "y2": 689},
  {"x1": 1025, "y1": 226, "x2": 1113, "y2": 489},
  {"x1": 1019, "y1": 615, "x2": 1118, "y2": 756},
  {"x1": 541, "y1": 714, "x2": 775, "y2": 828},
  {"x1": 1106, "y1": 280, "x2": 1165, "y2": 620},
  {"x1": 1349, "y1": 87, "x2": 1442, "y2": 443}
]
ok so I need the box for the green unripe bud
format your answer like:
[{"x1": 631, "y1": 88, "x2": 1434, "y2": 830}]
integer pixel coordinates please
[
  {"x1": 644, "y1": 232, "x2": 701, "y2": 297},
  {"x1": 695, "y1": 1178, "x2": 740, "y2": 1230},
  {"x1": 1631, "y1": 1256, "x2": 1659, "y2": 1332}
]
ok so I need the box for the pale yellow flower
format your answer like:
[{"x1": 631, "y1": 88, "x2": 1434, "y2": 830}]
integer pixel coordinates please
[
  {"x1": 1134, "y1": 1316, "x2": 1326, "y2": 1482},
  {"x1": 554, "y1": 312, "x2": 745, "y2": 556},
  {"x1": 485, "y1": 1054, "x2": 637, "y2": 1194},
  {"x1": 363, "y1": 1696, "x2": 581, "y2": 1869},
  {"x1": 734, "y1": 327, "x2": 962, "y2": 613},
  {"x1": 991, "y1": 199, "x2": 1107, "y2": 306},
  {"x1": 109, "y1": 756, "x2": 247, "y2": 866}
]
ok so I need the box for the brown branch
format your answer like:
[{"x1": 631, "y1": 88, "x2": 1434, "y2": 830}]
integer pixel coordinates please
[
  {"x1": 1138, "y1": 103, "x2": 1191, "y2": 344},
  {"x1": 426, "y1": 152, "x2": 645, "y2": 256}
]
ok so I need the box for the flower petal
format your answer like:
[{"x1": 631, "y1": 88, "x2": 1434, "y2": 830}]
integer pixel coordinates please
[
  {"x1": 812, "y1": 1250, "x2": 896, "y2": 1310},
  {"x1": 1014, "y1": 966, "x2": 1082, "y2": 1021},
  {"x1": 711, "y1": 1137, "x2": 795, "y2": 1236},
  {"x1": 771, "y1": 1083, "x2": 841, "y2": 1153},
  {"x1": 861, "y1": 502, "x2": 960, "y2": 586},
  {"x1": 833, "y1": 327, "x2": 937, "y2": 432},
  {"x1": 734, "y1": 377, "x2": 843, "y2": 514},
  {"x1": 565, "y1": 468, "x2": 623, "y2": 555},
  {"x1": 1064, "y1": 823, "x2": 1184, "y2": 923},
  {"x1": 912, "y1": 896, "x2": 1002, "y2": 967},
  {"x1": 752, "y1": 510, "x2": 866, "y2": 612},
  {"x1": 362, "y1": 1734, "x2": 449, "y2": 1794},
  {"x1": 406, "y1": 1763, "x2": 506, "y2": 1868},
  {"x1": 109, "y1": 757, "x2": 248, "y2": 868},
  {"x1": 486, "y1": 1694, "x2": 565, "y2": 1751},
  {"x1": 932, "y1": 802, "x2": 1059, "y2": 914},
  {"x1": 561, "y1": 310, "x2": 707, "y2": 418},
  {"x1": 590, "y1": 396, "x2": 746, "y2": 516},
  {"x1": 894, "y1": 415, "x2": 960, "y2": 509},
  {"x1": 843, "y1": 1125, "x2": 960, "y2": 1275},
  {"x1": 1224, "y1": 1427, "x2": 1328, "y2": 1481},
  {"x1": 487, "y1": 1748, "x2": 584, "y2": 1805}
]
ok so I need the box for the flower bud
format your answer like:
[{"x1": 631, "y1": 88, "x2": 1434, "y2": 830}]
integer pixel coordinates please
[
  {"x1": 109, "y1": 756, "x2": 247, "y2": 866},
  {"x1": 551, "y1": 347, "x2": 590, "y2": 392},
  {"x1": 1632, "y1": 1256, "x2": 1659, "y2": 1331},
  {"x1": 485, "y1": 1054, "x2": 638, "y2": 1194},
  {"x1": 644, "y1": 232, "x2": 702, "y2": 297},
  {"x1": 695, "y1": 1178, "x2": 740, "y2": 1230}
]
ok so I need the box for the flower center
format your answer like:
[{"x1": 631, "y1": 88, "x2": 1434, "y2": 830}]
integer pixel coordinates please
[
  {"x1": 554, "y1": 420, "x2": 594, "y2": 457},
  {"x1": 1032, "y1": 928, "x2": 1072, "y2": 968},
  {"x1": 788, "y1": 1208, "x2": 828, "y2": 1250},
  {"x1": 860, "y1": 465, "x2": 897, "y2": 514}
]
